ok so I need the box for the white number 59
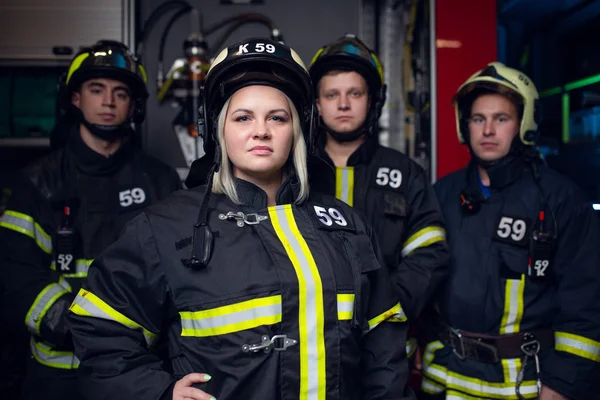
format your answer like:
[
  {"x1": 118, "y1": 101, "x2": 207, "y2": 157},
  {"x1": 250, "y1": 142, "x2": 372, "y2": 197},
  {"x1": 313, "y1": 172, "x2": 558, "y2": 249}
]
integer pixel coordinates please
[
  {"x1": 119, "y1": 188, "x2": 146, "y2": 207},
  {"x1": 314, "y1": 206, "x2": 348, "y2": 227}
]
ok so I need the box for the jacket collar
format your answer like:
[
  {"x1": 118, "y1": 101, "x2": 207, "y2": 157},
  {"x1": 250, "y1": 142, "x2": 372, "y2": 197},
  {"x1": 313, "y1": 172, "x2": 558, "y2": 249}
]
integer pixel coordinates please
[
  {"x1": 66, "y1": 124, "x2": 133, "y2": 176},
  {"x1": 234, "y1": 173, "x2": 301, "y2": 209},
  {"x1": 466, "y1": 154, "x2": 528, "y2": 193},
  {"x1": 314, "y1": 132, "x2": 379, "y2": 167}
]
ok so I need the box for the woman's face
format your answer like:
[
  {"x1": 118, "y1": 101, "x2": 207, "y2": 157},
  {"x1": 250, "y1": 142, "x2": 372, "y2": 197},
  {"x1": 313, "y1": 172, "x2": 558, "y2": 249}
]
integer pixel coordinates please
[{"x1": 224, "y1": 85, "x2": 294, "y2": 183}]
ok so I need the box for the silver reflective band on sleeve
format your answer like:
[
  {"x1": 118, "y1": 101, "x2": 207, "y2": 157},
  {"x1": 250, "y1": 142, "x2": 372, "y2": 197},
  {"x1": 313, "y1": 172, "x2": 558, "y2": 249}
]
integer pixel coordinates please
[
  {"x1": 30, "y1": 338, "x2": 79, "y2": 369},
  {"x1": 337, "y1": 293, "x2": 354, "y2": 320},
  {"x1": 69, "y1": 289, "x2": 157, "y2": 347},
  {"x1": 555, "y1": 331, "x2": 600, "y2": 362},
  {"x1": 0, "y1": 210, "x2": 52, "y2": 254},
  {"x1": 25, "y1": 283, "x2": 69, "y2": 335},
  {"x1": 401, "y1": 226, "x2": 446, "y2": 257},
  {"x1": 180, "y1": 295, "x2": 282, "y2": 337}
]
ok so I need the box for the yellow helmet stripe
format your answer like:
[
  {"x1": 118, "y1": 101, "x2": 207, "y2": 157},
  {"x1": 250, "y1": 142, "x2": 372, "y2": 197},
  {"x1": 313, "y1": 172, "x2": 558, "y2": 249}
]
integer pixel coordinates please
[{"x1": 66, "y1": 53, "x2": 90, "y2": 86}]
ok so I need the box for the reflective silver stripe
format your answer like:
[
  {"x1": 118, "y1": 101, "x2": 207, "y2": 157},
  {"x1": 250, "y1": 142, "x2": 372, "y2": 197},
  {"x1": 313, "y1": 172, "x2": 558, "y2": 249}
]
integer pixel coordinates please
[
  {"x1": 30, "y1": 338, "x2": 79, "y2": 369},
  {"x1": 0, "y1": 210, "x2": 52, "y2": 253},
  {"x1": 556, "y1": 331, "x2": 600, "y2": 362},
  {"x1": 502, "y1": 358, "x2": 521, "y2": 383},
  {"x1": 406, "y1": 336, "x2": 418, "y2": 358},
  {"x1": 337, "y1": 293, "x2": 354, "y2": 320},
  {"x1": 336, "y1": 167, "x2": 354, "y2": 206},
  {"x1": 445, "y1": 372, "x2": 538, "y2": 398},
  {"x1": 180, "y1": 295, "x2": 282, "y2": 337},
  {"x1": 421, "y1": 377, "x2": 444, "y2": 395},
  {"x1": 269, "y1": 205, "x2": 325, "y2": 400},
  {"x1": 70, "y1": 289, "x2": 157, "y2": 347},
  {"x1": 401, "y1": 226, "x2": 446, "y2": 257},
  {"x1": 500, "y1": 275, "x2": 525, "y2": 335},
  {"x1": 51, "y1": 259, "x2": 92, "y2": 276},
  {"x1": 25, "y1": 283, "x2": 69, "y2": 335},
  {"x1": 422, "y1": 341, "x2": 538, "y2": 398}
]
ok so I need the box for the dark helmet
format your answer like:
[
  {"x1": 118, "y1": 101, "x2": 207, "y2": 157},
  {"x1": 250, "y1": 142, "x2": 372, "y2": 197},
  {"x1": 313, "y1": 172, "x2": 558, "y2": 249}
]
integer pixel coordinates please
[
  {"x1": 309, "y1": 33, "x2": 386, "y2": 133},
  {"x1": 62, "y1": 40, "x2": 148, "y2": 123},
  {"x1": 199, "y1": 37, "x2": 316, "y2": 154}
]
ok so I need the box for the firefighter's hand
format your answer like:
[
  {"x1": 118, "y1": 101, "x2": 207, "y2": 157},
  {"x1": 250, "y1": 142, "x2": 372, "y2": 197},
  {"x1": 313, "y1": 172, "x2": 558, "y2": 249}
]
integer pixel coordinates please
[
  {"x1": 173, "y1": 373, "x2": 216, "y2": 400},
  {"x1": 411, "y1": 346, "x2": 423, "y2": 374},
  {"x1": 539, "y1": 385, "x2": 568, "y2": 400}
]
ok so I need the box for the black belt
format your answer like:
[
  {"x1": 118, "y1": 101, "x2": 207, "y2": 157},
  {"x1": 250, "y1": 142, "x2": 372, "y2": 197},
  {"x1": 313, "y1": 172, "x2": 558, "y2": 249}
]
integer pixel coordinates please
[{"x1": 439, "y1": 327, "x2": 554, "y2": 364}]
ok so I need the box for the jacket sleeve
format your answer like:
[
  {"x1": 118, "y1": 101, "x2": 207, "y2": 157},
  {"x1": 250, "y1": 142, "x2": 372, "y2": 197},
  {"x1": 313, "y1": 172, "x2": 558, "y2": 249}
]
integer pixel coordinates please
[
  {"x1": 391, "y1": 168, "x2": 449, "y2": 320},
  {"x1": 0, "y1": 176, "x2": 74, "y2": 347},
  {"x1": 540, "y1": 192, "x2": 600, "y2": 399},
  {"x1": 68, "y1": 212, "x2": 175, "y2": 400},
  {"x1": 360, "y1": 223, "x2": 415, "y2": 400}
]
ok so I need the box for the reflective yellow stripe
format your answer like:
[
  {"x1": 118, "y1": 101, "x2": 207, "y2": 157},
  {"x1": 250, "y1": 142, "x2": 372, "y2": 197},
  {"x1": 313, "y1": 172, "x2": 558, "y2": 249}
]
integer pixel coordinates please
[
  {"x1": 555, "y1": 331, "x2": 600, "y2": 362},
  {"x1": 422, "y1": 341, "x2": 537, "y2": 399},
  {"x1": 0, "y1": 210, "x2": 52, "y2": 253},
  {"x1": 25, "y1": 283, "x2": 69, "y2": 336},
  {"x1": 406, "y1": 336, "x2": 418, "y2": 358},
  {"x1": 401, "y1": 226, "x2": 446, "y2": 257},
  {"x1": 180, "y1": 295, "x2": 282, "y2": 337},
  {"x1": 422, "y1": 376, "x2": 445, "y2": 395},
  {"x1": 269, "y1": 205, "x2": 326, "y2": 400},
  {"x1": 500, "y1": 275, "x2": 525, "y2": 334},
  {"x1": 335, "y1": 167, "x2": 354, "y2": 207},
  {"x1": 50, "y1": 258, "x2": 93, "y2": 277},
  {"x1": 337, "y1": 293, "x2": 354, "y2": 320},
  {"x1": 69, "y1": 289, "x2": 157, "y2": 347},
  {"x1": 30, "y1": 338, "x2": 79, "y2": 369},
  {"x1": 446, "y1": 389, "x2": 488, "y2": 400},
  {"x1": 367, "y1": 302, "x2": 406, "y2": 331},
  {"x1": 501, "y1": 358, "x2": 522, "y2": 383}
]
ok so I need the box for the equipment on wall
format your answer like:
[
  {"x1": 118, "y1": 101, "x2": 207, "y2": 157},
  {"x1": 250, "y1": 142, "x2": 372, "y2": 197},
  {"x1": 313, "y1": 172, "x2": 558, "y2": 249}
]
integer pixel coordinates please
[{"x1": 137, "y1": 1, "x2": 283, "y2": 168}]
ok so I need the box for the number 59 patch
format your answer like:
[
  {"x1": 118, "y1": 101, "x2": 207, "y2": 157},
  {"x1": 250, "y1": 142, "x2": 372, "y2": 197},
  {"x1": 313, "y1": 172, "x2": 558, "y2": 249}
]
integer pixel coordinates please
[
  {"x1": 311, "y1": 204, "x2": 355, "y2": 232},
  {"x1": 493, "y1": 215, "x2": 531, "y2": 247}
]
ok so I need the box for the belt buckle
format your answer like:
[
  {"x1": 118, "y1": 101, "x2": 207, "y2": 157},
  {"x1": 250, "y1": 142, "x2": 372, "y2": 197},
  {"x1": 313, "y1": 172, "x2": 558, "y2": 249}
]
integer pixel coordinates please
[{"x1": 449, "y1": 328, "x2": 467, "y2": 360}]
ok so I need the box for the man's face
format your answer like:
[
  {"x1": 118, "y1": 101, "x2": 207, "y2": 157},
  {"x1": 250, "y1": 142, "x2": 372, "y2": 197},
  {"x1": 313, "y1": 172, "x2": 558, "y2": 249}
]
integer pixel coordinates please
[
  {"x1": 316, "y1": 71, "x2": 369, "y2": 134},
  {"x1": 468, "y1": 93, "x2": 520, "y2": 162},
  {"x1": 71, "y1": 78, "x2": 132, "y2": 125}
]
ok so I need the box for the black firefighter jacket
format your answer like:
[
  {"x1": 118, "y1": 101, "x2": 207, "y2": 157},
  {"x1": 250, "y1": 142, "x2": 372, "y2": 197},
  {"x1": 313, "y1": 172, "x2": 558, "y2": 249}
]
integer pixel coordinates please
[
  {"x1": 309, "y1": 137, "x2": 449, "y2": 321},
  {"x1": 0, "y1": 128, "x2": 180, "y2": 372},
  {"x1": 425, "y1": 157, "x2": 600, "y2": 400},
  {"x1": 68, "y1": 176, "x2": 414, "y2": 400}
]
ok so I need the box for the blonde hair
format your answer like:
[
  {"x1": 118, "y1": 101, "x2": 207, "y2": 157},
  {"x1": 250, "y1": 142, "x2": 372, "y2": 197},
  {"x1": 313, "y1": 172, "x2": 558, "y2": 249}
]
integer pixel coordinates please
[{"x1": 211, "y1": 92, "x2": 310, "y2": 205}]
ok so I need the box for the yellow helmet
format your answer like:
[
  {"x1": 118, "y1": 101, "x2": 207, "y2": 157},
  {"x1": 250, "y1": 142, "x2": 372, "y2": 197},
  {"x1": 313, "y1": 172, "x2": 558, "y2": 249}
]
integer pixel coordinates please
[{"x1": 453, "y1": 62, "x2": 541, "y2": 146}]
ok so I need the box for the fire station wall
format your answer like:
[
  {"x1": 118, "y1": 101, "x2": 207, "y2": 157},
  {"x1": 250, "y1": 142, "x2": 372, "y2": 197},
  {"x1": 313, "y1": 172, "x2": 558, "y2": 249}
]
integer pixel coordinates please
[
  {"x1": 435, "y1": 0, "x2": 497, "y2": 179},
  {"x1": 139, "y1": 0, "x2": 360, "y2": 175}
]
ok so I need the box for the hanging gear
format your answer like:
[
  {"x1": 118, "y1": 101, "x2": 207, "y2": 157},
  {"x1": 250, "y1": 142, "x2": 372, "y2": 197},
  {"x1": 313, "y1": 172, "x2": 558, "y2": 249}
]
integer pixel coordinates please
[
  {"x1": 183, "y1": 37, "x2": 317, "y2": 269},
  {"x1": 309, "y1": 33, "x2": 386, "y2": 137},
  {"x1": 453, "y1": 62, "x2": 542, "y2": 146},
  {"x1": 57, "y1": 40, "x2": 149, "y2": 142}
]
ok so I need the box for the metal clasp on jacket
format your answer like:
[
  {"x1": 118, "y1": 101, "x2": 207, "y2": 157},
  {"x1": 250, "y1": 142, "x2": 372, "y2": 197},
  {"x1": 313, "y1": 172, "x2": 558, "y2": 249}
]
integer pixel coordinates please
[
  {"x1": 241, "y1": 335, "x2": 298, "y2": 353},
  {"x1": 218, "y1": 211, "x2": 269, "y2": 227}
]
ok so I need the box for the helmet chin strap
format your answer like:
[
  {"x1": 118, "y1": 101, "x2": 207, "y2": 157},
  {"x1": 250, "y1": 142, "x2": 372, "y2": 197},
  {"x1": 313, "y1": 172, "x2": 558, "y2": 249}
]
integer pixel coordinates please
[
  {"x1": 470, "y1": 135, "x2": 525, "y2": 170},
  {"x1": 76, "y1": 109, "x2": 131, "y2": 142}
]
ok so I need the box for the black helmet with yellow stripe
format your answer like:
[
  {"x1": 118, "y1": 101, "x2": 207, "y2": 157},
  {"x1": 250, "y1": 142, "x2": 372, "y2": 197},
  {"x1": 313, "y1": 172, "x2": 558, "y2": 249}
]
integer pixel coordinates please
[
  {"x1": 200, "y1": 37, "x2": 316, "y2": 154},
  {"x1": 63, "y1": 40, "x2": 148, "y2": 123},
  {"x1": 309, "y1": 34, "x2": 386, "y2": 134}
]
